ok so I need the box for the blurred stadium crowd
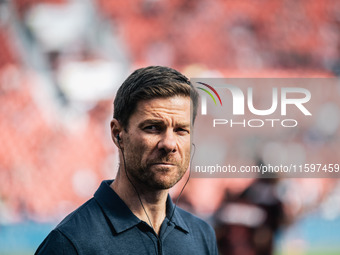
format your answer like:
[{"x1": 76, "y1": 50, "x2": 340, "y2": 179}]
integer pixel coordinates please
[{"x1": 1, "y1": 0, "x2": 340, "y2": 254}]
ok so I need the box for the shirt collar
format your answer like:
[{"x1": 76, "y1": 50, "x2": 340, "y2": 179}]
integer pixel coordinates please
[
  {"x1": 94, "y1": 180, "x2": 189, "y2": 234},
  {"x1": 94, "y1": 180, "x2": 141, "y2": 234},
  {"x1": 165, "y1": 194, "x2": 189, "y2": 233}
]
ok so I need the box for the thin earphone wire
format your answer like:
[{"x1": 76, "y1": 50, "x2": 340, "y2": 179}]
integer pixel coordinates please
[
  {"x1": 117, "y1": 139, "x2": 196, "y2": 233},
  {"x1": 168, "y1": 143, "x2": 195, "y2": 223},
  {"x1": 117, "y1": 139, "x2": 155, "y2": 231}
]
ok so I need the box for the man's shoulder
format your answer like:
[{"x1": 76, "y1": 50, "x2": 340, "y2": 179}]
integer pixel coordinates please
[
  {"x1": 175, "y1": 206, "x2": 215, "y2": 234},
  {"x1": 174, "y1": 206, "x2": 218, "y2": 254},
  {"x1": 35, "y1": 198, "x2": 102, "y2": 254},
  {"x1": 55, "y1": 198, "x2": 103, "y2": 237}
]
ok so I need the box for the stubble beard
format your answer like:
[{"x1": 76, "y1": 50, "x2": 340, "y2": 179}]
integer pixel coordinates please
[
  {"x1": 122, "y1": 134, "x2": 191, "y2": 190},
  {"x1": 127, "y1": 162, "x2": 188, "y2": 190},
  {"x1": 124, "y1": 153, "x2": 190, "y2": 190}
]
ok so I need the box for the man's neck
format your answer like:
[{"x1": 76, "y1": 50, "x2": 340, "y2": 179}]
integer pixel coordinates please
[{"x1": 110, "y1": 174, "x2": 169, "y2": 235}]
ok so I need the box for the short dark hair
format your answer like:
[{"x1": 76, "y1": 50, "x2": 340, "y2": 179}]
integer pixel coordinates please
[{"x1": 114, "y1": 66, "x2": 199, "y2": 129}]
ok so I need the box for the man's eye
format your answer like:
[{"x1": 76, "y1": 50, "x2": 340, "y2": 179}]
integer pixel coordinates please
[
  {"x1": 176, "y1": 128, "x2": 189, "y2": 135},
  {"x1": 144, "y1": 125, "x2": 159, "y2": 131}
]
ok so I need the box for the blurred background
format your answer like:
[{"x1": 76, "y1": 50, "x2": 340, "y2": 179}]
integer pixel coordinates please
[{"x1": 0, "y1": 0, "x2": 340, "y2": 254}]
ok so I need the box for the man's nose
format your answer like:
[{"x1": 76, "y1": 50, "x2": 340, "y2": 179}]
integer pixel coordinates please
[{"x1": 158, "y1": 130, "x2": 177, "y2": 153}]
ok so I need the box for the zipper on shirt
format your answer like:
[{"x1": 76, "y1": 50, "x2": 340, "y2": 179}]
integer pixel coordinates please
[{"x1": 157, "y1": 238, "x2": 162, "y2": 255}]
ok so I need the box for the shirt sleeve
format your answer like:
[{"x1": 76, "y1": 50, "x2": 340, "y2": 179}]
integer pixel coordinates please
[{"x1": 35, "y1": 229, "x2": 78, "y2": 255}]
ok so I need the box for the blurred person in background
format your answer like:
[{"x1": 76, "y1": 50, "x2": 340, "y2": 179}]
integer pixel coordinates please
[
  {"x1": 35, "y1": 66, "x2": 218, "y2": 255},
  {"x1": 214, "y1": 170, "x2": 287, "y2": 255}
]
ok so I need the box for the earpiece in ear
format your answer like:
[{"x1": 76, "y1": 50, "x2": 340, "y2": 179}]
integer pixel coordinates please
[{"x1": 116, "y1": 134, "x2": 123, "y2": 151}]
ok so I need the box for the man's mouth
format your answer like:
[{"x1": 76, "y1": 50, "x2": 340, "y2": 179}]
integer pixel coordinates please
[
  {"x1": 151, "y1": 162, "x2": 175, "y2": 166},
  {"x1": 148, "y1": 162, "x2": 178, "y2": 170}
]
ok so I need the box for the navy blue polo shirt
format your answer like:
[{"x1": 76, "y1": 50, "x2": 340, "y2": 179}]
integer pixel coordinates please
[{"x1": 35, "y1": 180, "x2": 218, "y2": 255}]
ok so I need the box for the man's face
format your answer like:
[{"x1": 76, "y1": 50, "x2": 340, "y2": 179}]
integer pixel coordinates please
[{"x1": 121, "y1": 96, "x2": 192, "y2": 190}]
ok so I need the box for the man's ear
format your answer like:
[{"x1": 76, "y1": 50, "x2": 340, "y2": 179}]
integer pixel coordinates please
[{"x1": 110, "y1": 118, "x2": 123, "y2": 148}]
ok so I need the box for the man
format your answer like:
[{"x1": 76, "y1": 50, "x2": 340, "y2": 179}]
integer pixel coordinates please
[{"x1": 35, "y1": 66, "x2": 218, "y2": 254}]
